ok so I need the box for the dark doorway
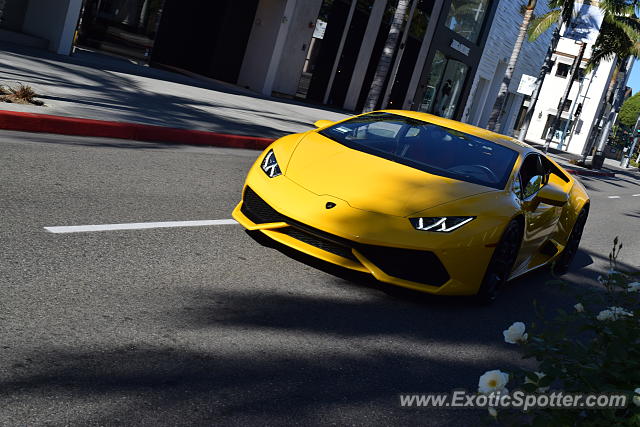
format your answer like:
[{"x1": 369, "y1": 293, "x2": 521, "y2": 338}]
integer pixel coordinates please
[
  {"x1": 150, "y1": 0, "x2": 258, "y2": 84},
  {"x1": 78, "y1": 0, "x2": 167, "y2": 62},
  {"x1": 326, "y1": 0, "x2": 374, "y2": 107},
  {"x1": 305, "y1": 0, "x2": 354, "y2": 103}
]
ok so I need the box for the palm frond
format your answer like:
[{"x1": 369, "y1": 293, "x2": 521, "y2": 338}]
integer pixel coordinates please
[
  {"x1": 609, "y1": 15, "x2": 640, "y2": 46},
  {"x1": 548, "y1": 0, "x2": 576, "y2": 25},
  {"x1": 588, "y1": 18, "x2": 638, "y2": 70},
  {"x1": 597, "y1": 0, "x2": 636, "y2": 17},
  {"x1": 527, "y1": 9, "x2": 561, "y2": 41}
]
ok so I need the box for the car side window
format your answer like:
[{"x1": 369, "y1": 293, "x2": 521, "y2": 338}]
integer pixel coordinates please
[{"x1": 518, "y1": 154, "x2": 547, "y2": 200}]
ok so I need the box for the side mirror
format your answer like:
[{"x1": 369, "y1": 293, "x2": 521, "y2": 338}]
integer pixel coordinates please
[
  {"x1": 314, "y1": 119, "x2": 334, "y2": 128},
  {"x1": 535, "y1": 183, "x2": 568, "y2": 207}
]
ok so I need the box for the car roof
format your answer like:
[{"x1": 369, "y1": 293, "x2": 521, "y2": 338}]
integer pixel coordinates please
[{"x1": 380, "y1": 110, "x2": 534, "y2": 155}]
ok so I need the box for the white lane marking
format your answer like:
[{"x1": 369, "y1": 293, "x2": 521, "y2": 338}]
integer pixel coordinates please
[
  {"x1": 44, "y1": 219, "x2": 238, "y2": 234},
  {"x1": 633, "y1": 194, "x2": 640, "y2": 197},
  {"x1": 608, "y1": 196, "x2": 621, "y2": 199}
]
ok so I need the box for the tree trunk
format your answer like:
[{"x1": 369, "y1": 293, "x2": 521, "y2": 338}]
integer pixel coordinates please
[
  {"x1": 363, "y1": 0, "x2": 409, "y2": 112},
  {"x1": 517, "y1": 13, "x2": 565, "y2": 141},
  {"x1": 581, "y1": 59, "x2": 618, "y2": 162},
  {"x1": 487, "y1": 0, "x2": 536, "y2": 132},
  {"x1": 381, "y1": 0, "x2": 417, "y2": 109},
  {"x1": 594, "y1": 56, "x2": 634, "y2": 161},
  {"x1": 543, "y1": 41, "x2": 586, "y2": 152}
]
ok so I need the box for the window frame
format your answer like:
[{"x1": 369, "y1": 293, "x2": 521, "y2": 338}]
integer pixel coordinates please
[
  {"x1": 556, "y1": 63, "x2": 571, "y2": 78},
  {"x1": 515, "y1": 153, "x2": 570, "y2": 201},
  {"x1": 517, "y1": 153, "x2": 548, "y2": 201}
]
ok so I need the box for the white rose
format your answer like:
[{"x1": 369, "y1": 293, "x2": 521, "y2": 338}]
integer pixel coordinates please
[
  {"x1": 597, "y1": 306, "x2": 633, "y2": 321},
  {"x1": 627, "y1": 282, "x2": 640, "y2": 293},
  {"x1": 610, "y1": 306, "x2": 633, "y2": 318},
  {"x1": 478, "y1": 370, "x2": 509, "y2": 394},
  {"x1": 503, "y1": 322, "x2": 528, "y2": 344},
  {"x1": 634, "y1": 388, "x2": 640, "y2": 407},
  {"x1": 574, "y1": 303, "x2": 584, "y2": 312}
]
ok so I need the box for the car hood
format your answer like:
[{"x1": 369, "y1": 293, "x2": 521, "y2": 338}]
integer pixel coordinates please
[{"x1": 285, "y1": 132, "x2": 496, "y2": 217}]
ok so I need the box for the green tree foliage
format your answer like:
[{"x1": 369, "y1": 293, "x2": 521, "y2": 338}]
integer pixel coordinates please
[{"x1": 618, "y1": 91, "x2": 640, "y2": 128}]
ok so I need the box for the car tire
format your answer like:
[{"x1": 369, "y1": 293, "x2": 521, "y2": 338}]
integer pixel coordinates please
[
  {"x1": 552, "y1": 206, "x2": 589, "y2": 276},
  {"x1": 476, "y1": 219, "x2": 523, "y2": 305}
]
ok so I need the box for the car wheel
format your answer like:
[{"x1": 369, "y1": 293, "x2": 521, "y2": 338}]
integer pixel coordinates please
[
  {"x1": 476, "y1": 219, "x2": 523, "y2": 304},
  {"x1": 552, "y1": 207, "x2": 588, "y2": 276}
]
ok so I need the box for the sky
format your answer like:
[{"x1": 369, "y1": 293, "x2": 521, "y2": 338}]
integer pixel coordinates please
[{"x1": 628, "y1": 59, "x2": 640, "y2": 95}]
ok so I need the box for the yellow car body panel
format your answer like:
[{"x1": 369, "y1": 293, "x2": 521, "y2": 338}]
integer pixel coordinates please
[{"x1": 232, "y1": 110, "x2": 590, "y2": 296}]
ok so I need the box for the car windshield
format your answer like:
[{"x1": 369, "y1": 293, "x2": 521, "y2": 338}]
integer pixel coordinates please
[{"x1": 319, "y1": 112, "x2": 518, "y2": 189}]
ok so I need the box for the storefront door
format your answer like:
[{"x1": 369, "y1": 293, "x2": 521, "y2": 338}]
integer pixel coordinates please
[{"x1": 416, "y1": 50, "x2": 469, "y2": 119}]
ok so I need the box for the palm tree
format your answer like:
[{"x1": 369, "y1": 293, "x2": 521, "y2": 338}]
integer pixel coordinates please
[
  {"x1": 364, "y1": 0, "x2": 410, "y2": 112},
  {"x1": 520, "y1": 0, "x2": 640, "y2": 146},
  {"x1": 486, "y1": 0, "x2": 538, "y2": 132}
]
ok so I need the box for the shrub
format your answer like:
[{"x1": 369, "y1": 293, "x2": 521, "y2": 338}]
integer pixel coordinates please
[
  {"x1": 9, "y1": 84, "x2": 37, "y2": 102},
  {"x1": 619, "y1": 92, "x2": 640, "y2": 128},
  {"x1": 480, "y1": 238, "x2": 640, "y2": 425},
  {"x1": 0, "y1": 83, "x2": 43, "y2": 106}
]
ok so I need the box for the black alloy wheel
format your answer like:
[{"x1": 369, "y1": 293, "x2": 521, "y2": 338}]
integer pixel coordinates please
[
  {"x1": 552, "y1": 207, "x2": 589, "y2": 276},
  {"x1": 476, "y1": 219, "x2": 523, "y2": 304}
]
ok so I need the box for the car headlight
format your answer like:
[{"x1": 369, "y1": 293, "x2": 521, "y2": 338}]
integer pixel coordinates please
[
  {"x1": 261, "y1": 149, "x2": 282, "y2": 178},
  {"x1": 409, "y1": 216, "x2": 475, "y2": 232}
]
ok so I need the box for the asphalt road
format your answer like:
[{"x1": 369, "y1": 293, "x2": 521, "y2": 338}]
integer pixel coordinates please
[{"x1": 1, "y1": 130, "x2": 639, "y2": 426}]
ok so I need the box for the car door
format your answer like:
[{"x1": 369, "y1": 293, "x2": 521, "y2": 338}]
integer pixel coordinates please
[{"x1": 512, "y1": 154, "x2": 562, "y2": 272}]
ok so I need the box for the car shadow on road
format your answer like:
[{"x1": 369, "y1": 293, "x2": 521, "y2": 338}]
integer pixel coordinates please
[
  {"x1": 0, "y1": 243, "x2": 621, "y2": 426},
  {"x1": 0, "y1": 344, "x2": 494, "y2": 425}
]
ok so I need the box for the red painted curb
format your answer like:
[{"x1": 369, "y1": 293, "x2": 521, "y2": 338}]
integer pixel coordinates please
[
  {"x1": 0, "y1": 110, "x2": 274, "y2": 150},
  {"x1": 565, "y1": 168, "x2": 616, "y2": 177}
]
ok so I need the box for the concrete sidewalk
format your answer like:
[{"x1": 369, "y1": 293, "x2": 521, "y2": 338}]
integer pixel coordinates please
[
  {"x1": 1, "y1": 42, "x2": 636, "y2": 177},
  {"x1": 0, "y1": 43, "x2": 348, "y2": 139}
]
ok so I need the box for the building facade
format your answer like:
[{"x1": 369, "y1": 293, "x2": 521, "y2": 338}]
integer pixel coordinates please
[
  {"x1": 0, "y1": 0, "x2": 82, "y2": 54},
  {"x1": 522, "y1": 2, "x2": 631, "y2": 156},
  {"x1": 0, "y1": 0, "x2": 556, "y2": 132},
  {"x1": 461, "y1": 0, "x2": 552, "y2": 134},
  {"x1": 70, "y1": 0, "x2": 501, "y2": 120}
]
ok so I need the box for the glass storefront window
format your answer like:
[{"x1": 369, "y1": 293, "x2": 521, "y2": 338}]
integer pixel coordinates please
[
  {"x1": 445, "y1": 0, "x2": 490, "y2": 43},
  {"x1": 78, "y1": 0, "x2": 166, "y2": 63},
  {"x1": 418, "y1": 50, "x2": 468, "y2": 119},
  {"x1": 543, "y1": 115, "x2": 572, "y2": 142},
  {"x1": 418, "y1": 51, "x2": 446, "y2": 113}
]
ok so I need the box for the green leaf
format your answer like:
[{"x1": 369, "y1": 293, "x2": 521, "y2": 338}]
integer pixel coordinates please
[
  {"x1": 598, "y1": 0, "x2": 637, "y2": 17},
  {"x1": 528, "y1": 9, "x2": 561, "y2": 41}
]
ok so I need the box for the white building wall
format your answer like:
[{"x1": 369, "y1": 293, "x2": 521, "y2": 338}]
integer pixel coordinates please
[
  {"x1": 272, "y1": 0, "x2": 323, "y2": 96},
  {"x1": 524, "y1": 15, "x2": 618, "y2": 155},
  {"x1": 461, "y1": 0, "x2": 553, "y2": 133},
  {"x1": 237, "y1": 0, "x2": 290, "y2": 95}
]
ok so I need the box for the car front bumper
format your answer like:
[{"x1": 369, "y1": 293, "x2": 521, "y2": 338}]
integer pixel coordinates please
[{"x1": 232, "y1": 169, "x2": 503, "y2": 296}]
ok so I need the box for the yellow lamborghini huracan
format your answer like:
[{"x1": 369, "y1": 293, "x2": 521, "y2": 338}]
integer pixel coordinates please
[{"x1": 232, "y1": 111, "x2": 590, "y2": 302}]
